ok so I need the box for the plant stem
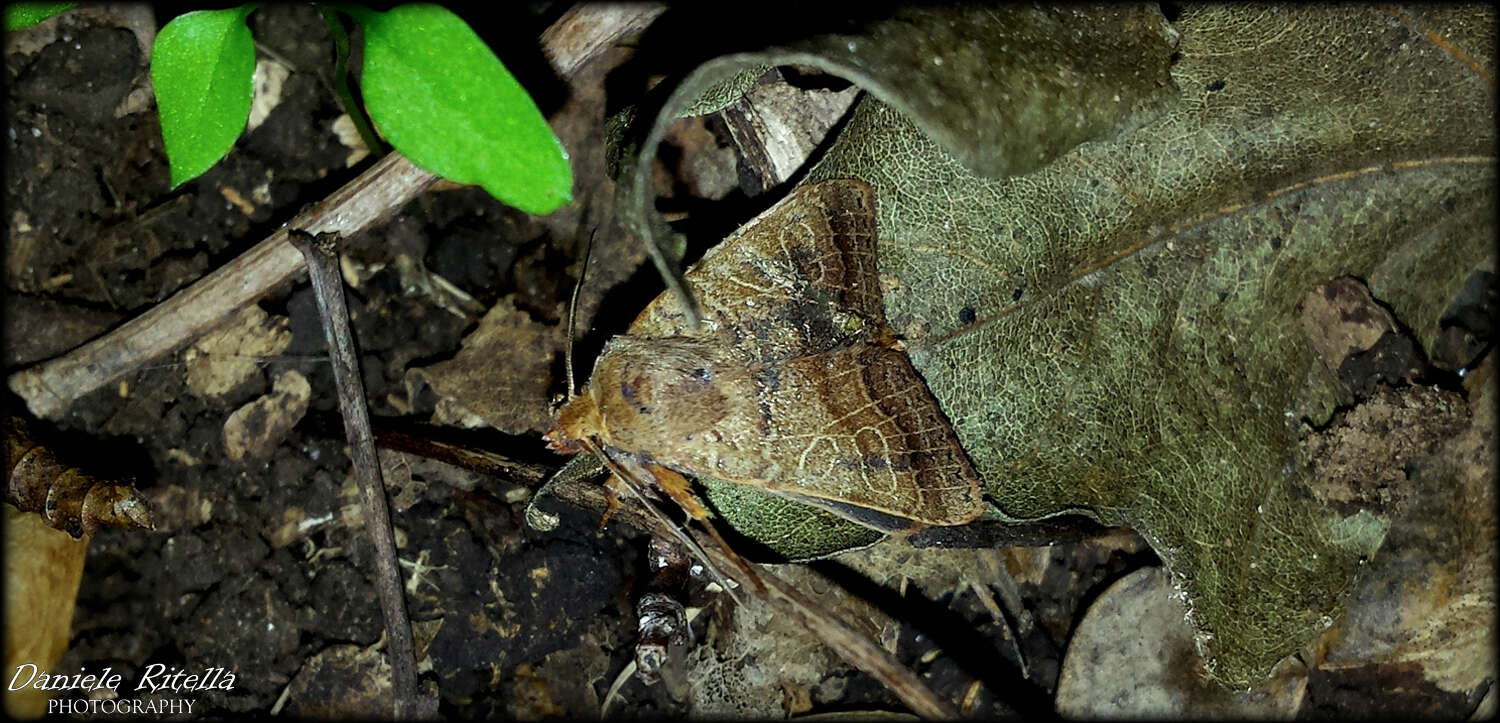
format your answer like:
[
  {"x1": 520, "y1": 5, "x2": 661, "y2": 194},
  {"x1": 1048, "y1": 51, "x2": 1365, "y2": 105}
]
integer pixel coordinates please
[
  {"x1": 288, "y1": 229, "x2": 419, "y2": 717},
  {"x1": 7, "y1": 152, "x2": 439, "y2": 420},
  {"x1": 320, "y1": 7, "x2": 387, "y2": 157}
]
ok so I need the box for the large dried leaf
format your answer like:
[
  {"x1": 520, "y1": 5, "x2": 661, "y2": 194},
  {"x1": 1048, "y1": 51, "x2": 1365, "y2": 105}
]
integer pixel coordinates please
[
  {"x1": 802, "y1": 5, "x2": 1493, "y2": 685},
  {"x1": 3, "y1": 506, "x2": 87, "y2": 718},
  {"x1": 612, "y1": 4, "x2": 1496, "y2": 688}
]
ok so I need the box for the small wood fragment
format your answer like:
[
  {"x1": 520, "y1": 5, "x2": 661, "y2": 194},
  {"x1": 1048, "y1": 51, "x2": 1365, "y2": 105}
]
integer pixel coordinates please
[{"x1": 288, "y1": 230, "x2": 420, "y2": 718}]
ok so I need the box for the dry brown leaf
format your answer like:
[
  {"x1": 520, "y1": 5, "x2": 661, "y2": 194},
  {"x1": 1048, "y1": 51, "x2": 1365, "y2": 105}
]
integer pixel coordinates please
[
  {"x1": 1310, "y1": 362, "x2": 1496, "y2": 694},
  {"x1": 222, "y1": 370, "x2": 311, "y2": 463},
  {"x1": 183, "y1": 305, "x2": 291, "y2": 399},
  {"x1": 279, "y1": 643, "x2": 394, "y2": 718},
  {"x1": 1298, "y1": 277, "x2": 1402, "y2": 373},
  {"x1": 5, "y1": 415, "x2": 153, "y2": 537},
  {"x1": 404, "y1": 297, "x2": 561, "y2": 435}
]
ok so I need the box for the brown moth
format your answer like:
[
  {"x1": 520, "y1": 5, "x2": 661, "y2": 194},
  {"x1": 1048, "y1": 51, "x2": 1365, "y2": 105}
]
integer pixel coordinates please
[{"x1": 547, "y1": 178, "x2": 983, "y2": 534}]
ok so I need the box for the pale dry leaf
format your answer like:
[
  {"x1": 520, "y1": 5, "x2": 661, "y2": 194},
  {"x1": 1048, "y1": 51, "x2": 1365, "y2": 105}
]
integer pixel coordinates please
[
  {"x1": 3, "y1": 506, "x2": 88, "y2": 719},
  {"x1": 222, "y1": 369, "x2": 310, "y2": 463},
  {"x1": 331, "y1": 114, "x2": 371, "y2": 167},
  {"x1": 184, "y1": 306, "x2": 291, "y2": 399},
  {"x1": 404, "y1": 297, "x2": 561, "y2": 435},
  {"x1": 246, "y1": 57, "x2": 290, "y2": 133}
]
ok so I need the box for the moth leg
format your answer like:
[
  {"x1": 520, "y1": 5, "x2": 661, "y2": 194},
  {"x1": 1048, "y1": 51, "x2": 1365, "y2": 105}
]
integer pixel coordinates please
[
  {"x1": 644, "y1": 462, "x2": 765, "y2": 594},
  {"x1": 596, "y1": 480, "x2": 622, "y2": 534},
  {"x1": 589, "y1": 444, "x2": 747, "y2": 605}
]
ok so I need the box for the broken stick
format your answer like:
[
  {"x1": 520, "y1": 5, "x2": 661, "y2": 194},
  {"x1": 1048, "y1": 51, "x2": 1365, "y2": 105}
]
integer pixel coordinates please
[{"x1": 289, "y1": 229, "x2": 421, "y2": 717}]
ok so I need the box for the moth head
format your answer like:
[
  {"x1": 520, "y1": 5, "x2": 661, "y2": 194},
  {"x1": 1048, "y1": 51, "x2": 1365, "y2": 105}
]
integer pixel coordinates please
[{"x1": 546, "y1": 392, "x2": 602, "y2": 455}]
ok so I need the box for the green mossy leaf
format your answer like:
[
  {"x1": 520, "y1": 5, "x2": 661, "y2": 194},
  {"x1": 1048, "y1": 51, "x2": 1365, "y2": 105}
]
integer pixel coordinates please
[
  {"x1": 622, "y1": 3, "x2": 1496, "y2": 687},
  {"x1": 4, "y1": 2, "x2": 77, "y2": 32},
  {"x1": 343, "y1": 4, "x2": 572, "y2": 215},
  {"x1": 151, "y1": 5, "x2": 259, "y2": 188}
]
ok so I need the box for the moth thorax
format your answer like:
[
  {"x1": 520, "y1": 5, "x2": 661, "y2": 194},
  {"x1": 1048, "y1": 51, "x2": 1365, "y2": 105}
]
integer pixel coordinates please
[{"x1": 546, "y1": 393, "x2": 603, "y2": 454}]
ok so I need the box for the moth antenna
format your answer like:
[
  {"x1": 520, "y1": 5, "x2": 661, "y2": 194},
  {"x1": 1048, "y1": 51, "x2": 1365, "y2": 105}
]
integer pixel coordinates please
[
  {"x1": 580, "y1": 439, "x2": 746, "y2": 606},
  {"x1": 564, "y1": 229, "x2": 597, "y2": 400}
]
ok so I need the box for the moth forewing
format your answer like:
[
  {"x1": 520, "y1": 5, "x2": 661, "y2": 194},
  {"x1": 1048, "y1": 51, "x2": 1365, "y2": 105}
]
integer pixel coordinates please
[
  {"x1": 578, "y1": 337, "x2": 983, "y2": 529},
  {"x1": 628, "y1": 178, "x2": 887, "y2": 363},
  {"x1": 549, "y1": 177, "x2": 984, "y2": 549}
]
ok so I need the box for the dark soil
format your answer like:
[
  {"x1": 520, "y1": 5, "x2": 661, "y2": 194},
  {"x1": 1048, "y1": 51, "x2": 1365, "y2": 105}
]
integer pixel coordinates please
[{"x1": 3, "y1": 4, "x2": 1490, "y2": 720}]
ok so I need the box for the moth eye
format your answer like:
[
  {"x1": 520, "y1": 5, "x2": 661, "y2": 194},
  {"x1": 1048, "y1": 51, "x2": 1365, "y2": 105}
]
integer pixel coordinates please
[{"x1": 690, "y1": 367, "x2": 712, "y2": 383}]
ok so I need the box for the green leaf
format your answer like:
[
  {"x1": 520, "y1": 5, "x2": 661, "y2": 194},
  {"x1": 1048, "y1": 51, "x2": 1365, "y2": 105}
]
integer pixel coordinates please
[
  {"x1": 613, "y1": 3, "x2": 1496, "y2": 688},
  {"x1": 4, "y1": 2, "x2": 76, "y2": 32},
  {"x1": 803, "y1": 6, "x2": 1493, "y2": 687},
  {"x1": 343, "y1": 4, "x2": 572, "y2": 215},
  {"x1": 151, "y1": 5, "x2": 259, "y2": 188}
]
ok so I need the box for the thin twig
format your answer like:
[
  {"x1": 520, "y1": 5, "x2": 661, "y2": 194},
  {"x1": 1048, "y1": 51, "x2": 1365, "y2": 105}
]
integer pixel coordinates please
[
  {"x1": 288, "y1": 230, "x2": 419, "y2": 717},
  {"x1": 541, "y1": 465, "x2": 959, "y2": 719},
  {"x1": 539, "y1": 3, "x2": 665, "y2": 78}
]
